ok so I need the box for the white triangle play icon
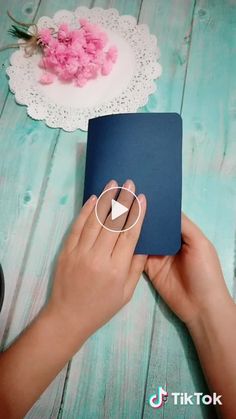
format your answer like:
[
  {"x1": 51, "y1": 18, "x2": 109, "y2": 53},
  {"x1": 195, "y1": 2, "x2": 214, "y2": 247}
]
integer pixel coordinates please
[{"x1": 111, "y1": 199, "x2": 129, "y2": 221}]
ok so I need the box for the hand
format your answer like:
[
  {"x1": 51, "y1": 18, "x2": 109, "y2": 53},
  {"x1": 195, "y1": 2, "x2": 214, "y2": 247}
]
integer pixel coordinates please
[
  {"x1": 144, "y1": 214, "x2": 232, "y2": 326},
  {"x1": 48, "y1": 179, "x2": 147, "y2": 342},
  {"x1": 0, "y1": 180, "x2": 146, "y2": 418}
]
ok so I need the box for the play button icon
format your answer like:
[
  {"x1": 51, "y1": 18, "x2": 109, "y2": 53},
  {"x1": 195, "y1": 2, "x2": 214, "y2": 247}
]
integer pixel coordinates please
[
  {"x1": 95, "y1": 186, "x2": 141, "y2": 233},
  {"x1": 111, "y1": 199, "x2": 129, "y2": 220}
]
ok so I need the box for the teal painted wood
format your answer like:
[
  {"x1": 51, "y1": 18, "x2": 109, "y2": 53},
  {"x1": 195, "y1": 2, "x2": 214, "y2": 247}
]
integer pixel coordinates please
[
  {"x1": 182, "y1": 0, "x2": 236, "y2": 295},
  {"x1": 143, "y1": 1, "x2": 236, "y2": 418},
  {"x1": 140, "y1": 0, "x2": 196, "y2": 114},
  {"x1": 0, "y1": 1, "x2": 235, "y2": 419},
  {"x1": 34, "y1": 0, "x2": 143, "y2": 17},
  {"x1": 181, "y1": 0, "x2": 236, "y2": 297}
]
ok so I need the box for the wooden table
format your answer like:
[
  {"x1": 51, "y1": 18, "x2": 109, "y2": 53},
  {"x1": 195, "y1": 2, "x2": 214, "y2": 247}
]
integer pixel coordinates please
[{"x1": 0, "y1": 1, "x2": 235, "y2": 418}]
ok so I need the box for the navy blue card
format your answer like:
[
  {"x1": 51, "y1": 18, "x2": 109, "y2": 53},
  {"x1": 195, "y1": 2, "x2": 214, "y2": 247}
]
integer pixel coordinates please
[{"x1": 83, "y1": 113, "x2": 182, "y2": 255}]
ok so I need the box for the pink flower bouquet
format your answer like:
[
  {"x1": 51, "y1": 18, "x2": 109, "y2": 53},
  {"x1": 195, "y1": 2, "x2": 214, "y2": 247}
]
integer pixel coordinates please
[{"x1": 38, "y1": 19, "x2": 118, "y2": 87}]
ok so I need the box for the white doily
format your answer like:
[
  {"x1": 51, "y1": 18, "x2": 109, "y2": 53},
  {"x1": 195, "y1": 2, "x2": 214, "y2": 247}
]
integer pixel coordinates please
[{"x1": 6, "y1": 7, "x2": 162, "y2": 132}]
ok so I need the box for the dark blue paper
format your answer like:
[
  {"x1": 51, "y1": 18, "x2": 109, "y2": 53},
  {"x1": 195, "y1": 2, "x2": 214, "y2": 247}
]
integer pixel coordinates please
[{"x1": 83, "y1": 113, "x2": 182, "y2": 255}]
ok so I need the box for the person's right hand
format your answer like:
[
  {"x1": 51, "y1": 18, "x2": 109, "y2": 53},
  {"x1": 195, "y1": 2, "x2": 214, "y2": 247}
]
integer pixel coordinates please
[
  {"x1": 144, "y1": 214, "x2": 233, "y2": 326},
  {"x1": 48, "y1": 179, "x2": 147, "y2": 343}
]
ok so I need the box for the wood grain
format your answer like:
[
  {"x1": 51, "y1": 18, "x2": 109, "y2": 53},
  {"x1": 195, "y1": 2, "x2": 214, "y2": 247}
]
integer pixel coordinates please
[{"x1": 0, "y1": 0, "x2": 235, "y2": 418}]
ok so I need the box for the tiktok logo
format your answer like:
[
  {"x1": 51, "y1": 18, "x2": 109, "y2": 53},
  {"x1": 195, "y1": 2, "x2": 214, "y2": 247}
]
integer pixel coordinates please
[
  {"x1": 149, "y1": 386, "x2": 168, "y2": 409},
  {"x1": 149, "y1": 387, "x2": 222, "y2": 409}
]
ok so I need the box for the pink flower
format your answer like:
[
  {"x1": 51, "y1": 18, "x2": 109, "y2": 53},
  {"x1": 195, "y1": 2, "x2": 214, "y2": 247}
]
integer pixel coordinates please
[
  {"x1": 38, "y1": 19, "x2": 118, "y2": 87},
  {"x1": 93, "y1": 50, "x2": 104, "y2": 66},
  {"x1": 79, "y1": 18, "x2": 88, "y2": 28},
  {"x1": 38, "y1": 28, "x2": 52, "y2": 45},
  {"x1": 55, "y1": 43, "x2": 68, "y2": 64},
  {"x1": 79, "y1": 51, "x2": 90, "y2": 67},
  {"x1": 39, "y1": 72, "x2": 55, "y2": 84},
  {"x1": 89, "y1": 63, "x2": 100, "y2": 78},
  {"x1": 79, "y1": 19, "x2": 96, "y2": 32},
  {"x1": 101, "y1": 59, "x2": 113, "y2": 76},
  {"x1": 98, "y1": 32, "x2": 108, "y2": 49},
  {"x1": 70, "y1": 39, "x2": 83, "y2": 56},
  {"x1": 42, "y1": 39, "x2": 59, "y2": 65},
  {"x1": 44, "y1": 54, "x2": 57, "y2": 68},
  {"x1": 58, "y1": 69, "x2": 74, "y2": 81},
  {"x1": 86, "y1": 41, "x2": 96, "y2": 54},
  {"x1": 71, "y1": 29, "x2": 86, "y2": 46},
  {"x1": 66, "y1": 58, "x2": 79, "y2": 76},
  {"x1": 75, "y1": 73, "x2": 88, "y2": 87},
  {"x1": 58, "y1": 24, "x2": 70, "y2": 42},
  {"x1": 107, "y1": 46, "x2": 118, "y2": 63},
  {"x1": 38, "y1": 58, "x2": 45, "y2": 69}
]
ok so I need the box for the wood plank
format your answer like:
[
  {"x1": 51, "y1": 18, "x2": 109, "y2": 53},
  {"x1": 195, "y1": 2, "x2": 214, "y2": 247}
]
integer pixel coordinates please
[
  {"x1": 143, "y1": 1, "x2": 236, "y2": 418},
  {"x1": 140, "y1": 0, "x2": 196, "y2": 113}
]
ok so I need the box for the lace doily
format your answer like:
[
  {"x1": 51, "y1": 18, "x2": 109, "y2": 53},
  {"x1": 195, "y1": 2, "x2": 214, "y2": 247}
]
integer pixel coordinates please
[{"x1": 6, "y1": 7, "x2": 162, "y2": 132}]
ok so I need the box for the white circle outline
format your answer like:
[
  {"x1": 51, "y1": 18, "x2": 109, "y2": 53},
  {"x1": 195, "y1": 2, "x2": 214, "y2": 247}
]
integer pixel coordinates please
[{"x1": 95, "y1": 186, "x2": 141, "y2": 233}]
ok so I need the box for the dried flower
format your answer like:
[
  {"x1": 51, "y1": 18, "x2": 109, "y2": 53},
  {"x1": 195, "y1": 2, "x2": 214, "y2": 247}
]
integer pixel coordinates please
[
  {"x1": 0, "y1": 12, "x2": 118, "y2": 87},
  {"x1": 38, "y1": 18, "x2": 118, "y2": 87},
  {"x1": 39, "y1": 72, "x2": 55, "y2": 84}
]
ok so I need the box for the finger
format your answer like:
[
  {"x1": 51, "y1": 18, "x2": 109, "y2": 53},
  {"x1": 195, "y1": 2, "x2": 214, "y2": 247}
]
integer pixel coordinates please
[
  {"x1": 103, "y1": 179, "x2": 135, "y2": 232},
  {"x1": 113, "y1": 194, "x2": 147, "y2": 264},
  {"x1": 181, "y1": 213, "x2": 207, "y2": 246},
  {"x1": 124, "y1": 255, "x2": 147, "y2": 302},
  {"x1": 77, "y1": 180, "x2": 117, "y2": 251},
  {"x1": 144, "y1": 255, "x2": 172, "y2": 281},
  {"x1": 63, "y1": 194, "x2": 97, "y2": 253},
  {"x1": 94, "y1": 180, "x2": 135, "y2": 254}
]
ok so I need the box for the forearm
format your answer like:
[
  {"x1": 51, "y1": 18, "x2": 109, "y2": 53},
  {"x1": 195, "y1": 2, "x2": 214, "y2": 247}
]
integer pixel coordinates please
[
  {"x1": 187, "y1": 296, "x2": 236, "y2": 418},
  {"x1": 0, "y1": 305, "x2": 86, "y2": 418}
]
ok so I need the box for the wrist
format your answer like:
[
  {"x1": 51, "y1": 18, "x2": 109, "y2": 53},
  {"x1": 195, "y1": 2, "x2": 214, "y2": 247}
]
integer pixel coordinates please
[
  {"x1": 41, "y1": 302, "x2": 88, "y2": 356},
  {"x1": 186, "y1": 293, "x2": 236, "y2": 339},
  {"x1": 186, "y1": 294, "x2": 236, "y2": 418}
]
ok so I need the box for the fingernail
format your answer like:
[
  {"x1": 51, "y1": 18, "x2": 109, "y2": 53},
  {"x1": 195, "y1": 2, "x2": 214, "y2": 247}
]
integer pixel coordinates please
[
  {"x1": 90, "y1": 194, "x2": 97, "y2": 201},
  {"x1": 105, "y1": 179, "x2": 116, "y2": 189},
  {"x1": 138, "y1": 194, "x2": 146, "y2": 205},
  {"x1": 85, "y1": 194, "x2": 96, "y2": 205},
  {"x1": 123, "y1": 179, "x2": 133, "y2": 190}
]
